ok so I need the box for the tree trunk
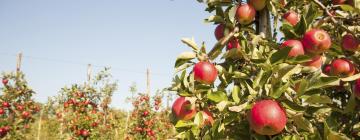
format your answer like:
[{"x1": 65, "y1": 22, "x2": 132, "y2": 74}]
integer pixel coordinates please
[{"x1": 257, "y1": 7, "x2": 272, "y2": 38}]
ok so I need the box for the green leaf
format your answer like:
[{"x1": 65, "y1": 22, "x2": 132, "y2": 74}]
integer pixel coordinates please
[
  {"x1": 216, "y1": 101, "x2": 229, "y2": 112},
  {"x1": 305, "y1": 94, "x2": 332, "y2": 105},
  {"x1": 204, "y1": 15, "x2": 225, "y2": 23},
  {"x1": 287, "y1": 55, "x2": 312, "y2": 64},
  {"x1": 340, "y1": 4, "x2": 355, "y2": 12},
  {"x1": 175, "y1": 63, "x2": 193, "y2": 73},
  {"x1": 277, "y1": 64, "x2": 302, "y2": 83},
  {"x1": 181, "y1": 38, "x2": 199, "y2": 51},
  {"x1": 193, "y1": 112, "x2": 203, "y2": 127},
  {"x1": 294, "y1": 16, "x2": 307, "y2": 35},
  {"x1": 207, "y1": 91, "x2": 228, "y2": 103},
  {"x1": 341, "y1": 73, "x2": 360, "y2": 82},
  {"x1": 175, "y1": 52, "x2": 196, "y2": 68},
  {"x1": 232, "y1": 85, "x2": 241, "y2": 103},
  {"x1": 293, "y1": 113, "x2": 314, "y2": 133},
  {"x1": 307, "y1": 76, "x2": 340, "y2": 91},
  {"x1": 228, "y1": 102, "x2": 248, "y2": 112},
  {"x1": 324, "y1": 121, "x2": 351, "y2": 140},
  {"x1": 344, "y1": 94, "x2": 356, "y2": 114},
  {"x1": 175, "y1": 120, "x2": 194, "y2": 128},
  {"x1": 281, "y1": 99, "x2": 306, "y2": 112},
  {"x1": 270, "y1": 47, "x2": 291, "y2": 64},
  {"x1": 270, "y1": 82, "x2": 290, "y2": 99}
]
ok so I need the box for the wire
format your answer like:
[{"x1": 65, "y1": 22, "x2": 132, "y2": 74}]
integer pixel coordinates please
[{"x1": 0, "y1": 52, "x2": 171, "y2": 77}]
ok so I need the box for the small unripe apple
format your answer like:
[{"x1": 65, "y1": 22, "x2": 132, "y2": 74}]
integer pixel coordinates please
[
  {"x1": 330, "y1": 58, "x2": 356, "y2": 77},
  {"x1": 248, "y1": 100, "x2": 287, "y2": 135},
  {"x1": 249, "y1": 0, "x2": 267, "y2": 11},
  {"x1": 279, "y1": 40, "x2": 304, "y2": 57},
  {"x1": 283, "y1": 11, "x2": 299, "y2": 26},
  {"x1": 226, "y1": 39, "x2": 241, "y2": 50},
  {"x1": 342, "y1": 34, "x2": 360, "y2": 52},
  {"x1": 172, "y1": 97, "x2": 196, "y2": 121},
  {"x1": 2, "y1": 79, "x2": 8, "y2": 85},
  {"x1": 303, "y1": 55, "x2": 322, "y2": 69},
  {"x1": 302, "y1": 29, "x2": 332, "y2": 54},
  {"x1": 193, "y1": 61, "x2": 218, "y2": 85},
  {"x1": 236, "y1": 4, "x2": 256, "y2": 25},
  {"x1": 353, "y1": 79, "x2": 360, "y2": 99}
]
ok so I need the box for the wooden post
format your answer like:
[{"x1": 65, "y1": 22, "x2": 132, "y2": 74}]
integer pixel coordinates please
[
  {"x1": 124, "y1": 110, "x2": 130, "y2": 139},
  {"x1": 146, "y1": 68, "x2": 150, "y2": 95},
  {"x1": 16, "y1": 52, "x2": 22, "y2": 72},
  {"x1": 36, "y1": 107, "x2": 43, "y2": 140},
  {"x1": 87, "y1": 64, "x2": 92, "y2": 83}
]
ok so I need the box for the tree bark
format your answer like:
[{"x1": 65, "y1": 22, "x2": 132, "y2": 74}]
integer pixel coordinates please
[{"x1": 257, "y1": 7, "x2": 272, "y2": 38}]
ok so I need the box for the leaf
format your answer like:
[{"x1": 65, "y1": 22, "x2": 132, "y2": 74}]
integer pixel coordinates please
[
  {"x1": 341, "y1": 73, "x2": 360, "y2": 82},
  {"x1": 305, "y1": 94, "x2": 332, "y2": 105},
  {"x1": 344, "y1": 94, "x2": 356, "y2": 114},
  {"x1": 216, "y1": 101, "x2": 229, "y2": 112},
  {"x1": 340, "y1": 4, "x2": 355, "y2": 12},
  {"x1": 193, "y1": 112, "x2": 203, "y2": 127},
  {"x1": 175, "y1": 52, "x2": 196, "y2": 68},
  {"x1": 270, "y1": 47, "x2": 291, "y2": 64},
  {"x1": 270, "y1": 82, "x2": 290, "y2": 99},
  {"x1": 294, "y1": 16, "x2": 307, "y2": 35},
  {"x1": 324, "y1": 121, "x2": 351, "y2": 140},
  {"x1": 175, "y1": 120, "x2": 194, "y2": 128},
  {"x1": 293, "y1": 113, "x2": 314, "y2": 133},
  {"x1": 277, "y1": 64, "x2": 302, "y2": 83},
  {"x1": 281, "y1": 99, "x2": 306, "y2": 112},
  {"x1": 181, "y1": 38, "x2": 199, "y2": 51},
  {"x1": 307, "y1": 76, "x2": 340, "y2": 91},
  {"x1": 175, "y1": 63, "x2": 193, "y2": 73},
  {"x1": 227, "y1": 6, "x2": 237, "y2": 24},
  {"x1": 207, "y1": 91, "x2": 228, "y2": 103},
  {"x1": 228, "y1": 102, "x2": 248, "y2": 112},
  {"x1": 204, "y1": 15, "x2": 225, "y2": 23},
  {"x1": 232, "y1": 85, "x2": 240, "y2": 103},
  {"x1": 287, "y1": 55, "x2": 312, "y2": 64}
]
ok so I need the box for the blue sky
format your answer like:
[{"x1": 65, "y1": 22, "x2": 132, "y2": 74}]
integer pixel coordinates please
[{"x1": 0, "y1": 0, "x2": 217, "y2": 110}]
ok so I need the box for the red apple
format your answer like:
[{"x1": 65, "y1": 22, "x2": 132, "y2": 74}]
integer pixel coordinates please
[
  {"x1": 201, "y1": 110, "x2": 214, "y2": 126},
  {"x1": 332, "y1": 0, "x2": 346, "y2": 5},
  {"x1": 249, "y1": 0, "x2": 267, "y2": 11},
  {"x1": 330, "y1": 58, "x2": 356, "y2": 77},
  {"x1": 303, "y1": 55, "x2": 322, "y2": 69},
  {"x1": 342, "y1": 34, "x2": 360, "y2": 52},
  {"x1": 16, "y1": 105, "x2": 24, "y2": 111},
  {"x1": 248, "y1": 100, "x2": 287, "y2": 135},
  {"x1": 2, "y1": 102, "x2": 10, "y2": 108},
  {"x1": 193, "y1": 61, "x2": 218, "y2": 85},
  {"x1": 354, "y1": 79, "x2": 360, "y2": 99},
  {"x1": 280, "y1": 40, "x2": 305, "y2": 57},
  {"x1": 323, "y1": 64, "x2": 331, "y2": 75},
  {"x1": 80, "y1": 129, "x2": 90, "y2": 137},
  {"x1": 143, "y1": 110, "x2": 149, "y2": 116},
  {"x1": 22, "y1": 111, "x2": 31, "y2": 118},
  {"x1": 2, "y1": 79, "x2": 8, "y2": 85},
  {"x1": 302, "y1": 29, "x2": 332, "y2": 54},
  {"x1": 0, "y1": 108, "x2": 4, "y2": 115},
  {"x1": 227, "y1": 39, "x2": 241, "y2": 50},
  {"x1": 215, "y1": 24, "x2": 225, "y2": 40},
  {"x1": 283, "y1": 11, "x2": 299, "y2": 26},
  {"x1": 172, "y1": 97, "x2": 196, "y2": 121},
  {"x1": 236, "y1": 4, "x2": 256, "y2": 25}
]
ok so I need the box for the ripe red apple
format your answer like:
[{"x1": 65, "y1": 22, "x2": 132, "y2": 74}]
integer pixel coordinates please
[
  {"x1": 332, "y1": 0, "x2": 346, "y2": 5},
  {"x1": 249, "y1": 0, "x2": 266, "y2": 11},
  {"x1": 2, "y1": 102, "x2": 10, "y2": 108},
  {"x1": 236, "y1": 4, "x2": 256, "y2": 25},
  {"x1": 2, "y1": 79, "x2": 8, "y2": 85},
  {"x1": 280, "y1": 40, "x2": 304, "y2": 57},
  {"x1": 283, "y1": 11, "x2": 299, "y2": 26},
  {"x1": 323, "y1": 64, "x2": 331, "y2": 75},
  {"x1": 80, "y1": 129, "x2": 90, "y2": 137},
  {"x1": 143, "y1": 110, "x2": 149, "y2": 116},
  {"x1": 342, "y1": 34, "x2": 360, "y2": 52},
  {"x1": 0, "y1": 108, "x2": 4, "y2": 115},
  {"x1": 193, "y1": 61, "x2": 218, "y2": 85},
  {"x1": 354, "y1": 79, "x2": 360, "y2": 99},
  {"x1": 201, "y1": 110, "x2": 214, "y2": 126},
  {"x1": 248, "y1": 100, "x2": 287, "y2": 135},
  {"x1": 16, "y1": 105, "x2": 24, "y2": 111},
  {"x1": 22, "y1": 111, "x2": 31, "y2": 118},
  {"x1": 303, "y1": 55, "x2": 322, "y2": 69},
  {"x1": 172, "y1": 97, "x2": 196, "y2": 121},
  {"x1": 215, "y1": 24, "x2": 225, "y2": 40},
  {"x1": 226, "y1": 39, "x2": 241, "y2": 50},
  {"x1": 302, "y1": 29, "x2": 332, "y2": 54},
  {"x1": 330, "y1": 58, "x2": 355, "y2": 77}
]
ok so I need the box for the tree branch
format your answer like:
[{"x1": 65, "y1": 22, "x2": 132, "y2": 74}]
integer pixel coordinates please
[{"x1": 312, "y1": 0, "x2": 357, "y2": 37}]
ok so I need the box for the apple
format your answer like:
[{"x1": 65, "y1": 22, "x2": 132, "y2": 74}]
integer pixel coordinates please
[
  {"x1": 0, "y1": 108, "x2": 4, "y2": 115},
  {"x1": 332, "y1": 0, "x2": 346, "y2": 5},
  {"x1": 2, "y1": 102, "x2": 10, "y2": 108},
  {"x1": 323, "y1": 64, "x2": 331, "y2": 75},
  {"x1": 249, "y1": 0, "x2": 267, "y2": 11},
  {"x1": 16, "y1": 105, "x2": 24, "y2": 111},
  {"x1": 215, "y1": 24, "x2": 225, "y2": 40},
  {"x1": 283, "y1": 11, "x2": 299, "y2": 26},
  {"x1": 201, "y1": 110, "x2": 214, "y2": 126},
  {"x1": 236, "y1": 4, "x2": 256, "y2": 25},
  {"x1": 172, "y1": 97, "x2": 196, "y2": 121},
  {"x1": 303, "y1": 55, "x2": 322, "y2": 69},
  {"x1": 80, "y1": 129, "x2": 90, "y2": 137},
  {"x1": 354, "y1": 79, "x2": 360, "y2": 99},
  {"x1": 22, "y1": 111, "x2": 31, "y2": 118},
  {"x1": 330, "y1": 58, "x2": 355, "y2": 77},
  {"x1": 280, "y1": 40, "x2": 304, "y2": 57},
  {"x1": 227, "y1": 39, "x2": 241, "y2": 50},
  {"x1": 143, "y1": 110, "x2": 149, "y2": 116},
  {"x1": 342, "y1": 34, "x2": 360, "y2": 52},
  {"x1": 248, "y1": 100, "x2": 287, "y2": 135},
  {"x1": 302, "y1": 29, "x2": 332, "y2": 54},
  {"x1": 2, "y1": 79, "x2": 8, "y2": 85},
  {"x1": 193, "y1": 61, "x2": 218, "y2": 85}
]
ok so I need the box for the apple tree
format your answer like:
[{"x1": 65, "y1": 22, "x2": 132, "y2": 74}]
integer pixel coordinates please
[
  {"x1": 0, "y1": 71, "x2": 41, "y2": 139},
  {"x1": 170, "y1": 0, "x2": 360, "y2": 139}
]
